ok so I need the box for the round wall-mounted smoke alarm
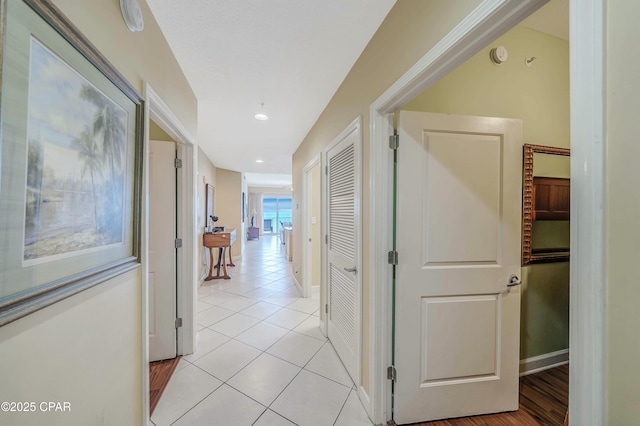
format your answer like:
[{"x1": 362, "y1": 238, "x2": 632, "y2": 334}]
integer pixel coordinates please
[
  {"x1": 120, "y1": 0, "x2": 144, "y2": 32},
  {"x1": 490, "y1": 45, "x2": 508, "y2": 65}
]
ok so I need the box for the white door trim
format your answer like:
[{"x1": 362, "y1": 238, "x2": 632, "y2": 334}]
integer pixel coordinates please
[
  {"x1": 365, "y1": 0, "x2": 599, "y2": 424},
  {"x1": 320, "y1": 155, "x2": 328, "y2": 337},
  {"x1": 142, "y1": 83, "x2": 197, "y2": 425},
  {"x1": 568, "y1": 0, "x2": 606, "y2": 424},
  {"x1": 302, "y1": 154, "x2": 321, "y2": 299},
  {"x1": 324, "y1": 115, "x2": 363, "y2": 387}
]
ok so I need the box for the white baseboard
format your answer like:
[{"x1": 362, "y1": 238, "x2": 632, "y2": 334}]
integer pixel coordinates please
[
  {"x1": 358, "y1": 385, "x2": 377, "y2": 425},
  {"x1": 292, "y1": 271, "x2": 303, "y2": 295},
  {"x1": 319, "y1": 319, "x2": 327, "y2": 337},
  {"x1": 520, "y1": 349, "x2": 569, "y2": 376}
]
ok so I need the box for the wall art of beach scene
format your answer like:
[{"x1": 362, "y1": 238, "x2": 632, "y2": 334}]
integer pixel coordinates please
[{"x1": 24, "y1": 38, "x2": 128, "y2": 262}]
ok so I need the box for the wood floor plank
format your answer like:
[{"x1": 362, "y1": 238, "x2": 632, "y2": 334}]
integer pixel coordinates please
[
  {"x1": 149, "y1": 356, "x2": 181, "y2": 415},
  {"x1": 520, "y1": 364, "x2": 569, "y2": 425},
  {"x1": 395, "y1": 364, "x2": 569, "y2": 426}
]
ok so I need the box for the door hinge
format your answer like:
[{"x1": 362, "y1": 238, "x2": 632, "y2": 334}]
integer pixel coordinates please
[
  {"x1": 175, "y1": 238, "x2": 183, "y2": 249},
  {"x1": 387, "y1": 365, "x2": 397, "y2": 381},
  {"x1": 325, "y1": 234, "x2": 328, "y2": 244},
  {"x1": 175, "y1": 318, "x2": 183, "y2": 328},
  {"x1": 389, "y1": 134, "x2": 399, "y2": 150},
  {"x1": 325, "y1": 165, "x2": 328, "y2": 175},
  {"x1": 388, "y1": 250, "x2": 398, "y2": 265},
  {"x1": 325, "y1": 304, "x2": 328, "y2": 314},
  {"x1": 174, "y1": 158, "x2": 182, "y2": 168}
]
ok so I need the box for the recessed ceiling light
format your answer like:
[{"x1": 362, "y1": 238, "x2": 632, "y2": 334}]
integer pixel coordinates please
[{"x1": 256, "y1": 160, "x2": 264, "y2": 163}]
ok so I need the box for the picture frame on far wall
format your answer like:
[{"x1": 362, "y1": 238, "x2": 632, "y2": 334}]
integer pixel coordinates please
[
  {"x1": 0, "y1": 0, "x2": 144, "y2": 326},
  {"x1": 205, "y1": 183, "x2": 214, "y2": 228}
]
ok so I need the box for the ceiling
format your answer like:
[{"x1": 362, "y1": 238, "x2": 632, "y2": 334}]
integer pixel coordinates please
[
  {"x1": 146, "y1": 0, "x2": 567, "y2": 188},
  {"x1": 146, "y1": 0, "x2": 397, "y2": 187}
]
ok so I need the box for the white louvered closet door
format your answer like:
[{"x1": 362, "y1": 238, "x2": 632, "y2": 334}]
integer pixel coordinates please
[{"x1": 326, "y1": 119, "x2": 361, "y2": 385}]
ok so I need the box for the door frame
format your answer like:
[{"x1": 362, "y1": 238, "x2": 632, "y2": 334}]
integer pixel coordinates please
[
  {"x1": 142, "y1": 83, "x2": 197, "y2": 424},
  {"x1": 302, "y1": 154, "x2": 322, "y2": 299},
  {"x1": 324, "y1": 115, "x2": 363, "y2": 387},
  {"x1": 368, "y1": 0, "x2": 605, "y2": 424}
]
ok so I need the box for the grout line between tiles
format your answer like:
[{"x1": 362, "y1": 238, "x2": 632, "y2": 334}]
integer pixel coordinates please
[
  {"x1": 189, "y1": 237, "x2": 356, "y2": 426},
  {"x1": 332, "y1": 387, "x2": 355, "y2": 426}
]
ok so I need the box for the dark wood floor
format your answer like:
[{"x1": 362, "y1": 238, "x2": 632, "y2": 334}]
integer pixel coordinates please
[
  {"x1": 519, "y1": 364, "x2": 569, "y2": 425},
  {"x1": 395, "y1": 364, "x2": 569, "y2": 426},
  {"x1": 149, "y1": 356, "x2": 181, "y2": 415}
]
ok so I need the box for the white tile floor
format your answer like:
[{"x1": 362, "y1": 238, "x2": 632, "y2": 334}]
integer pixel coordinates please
[{"x1": 151, "y1": 235, "x2": 373, "y2": 426}]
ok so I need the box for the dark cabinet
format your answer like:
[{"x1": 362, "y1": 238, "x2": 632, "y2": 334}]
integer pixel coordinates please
[{"x1": 533, "y1": 177, "x2": 570, "y2": 220}]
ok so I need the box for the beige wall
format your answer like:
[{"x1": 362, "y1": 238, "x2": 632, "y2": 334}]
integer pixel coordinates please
[
  {"x1": 606, "y1": 0, "x2": 640, "y2": 422},
  {"x1": 198, "y1": 149, "x2": 217, "y2": 280},
  {"x1": 150, "y1": 120, "x2": 174, "y2": 141},
  {"x1": 0, "y1": 1, "x2": 197, "y2": 425},
  {"x1": 216, "y1": 168, "x2": 245, "y2": 258},
  {"x1": 402, "y1": 25, "x2": 570, "y2": 360},
  {"x1": 292, "y1": 0, "x2": 483, "y2": 394},
  {"x1": 0, "y1": 271, "x2": 142, "y2": 425}
]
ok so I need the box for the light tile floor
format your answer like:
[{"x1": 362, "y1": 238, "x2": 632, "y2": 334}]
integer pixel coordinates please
[{"x1": 151, "y1": 235, "x2": 373, "y2": 426}]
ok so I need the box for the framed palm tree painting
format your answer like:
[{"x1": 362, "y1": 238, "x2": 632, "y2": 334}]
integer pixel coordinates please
[{"x1": 0, "y1": 0, "x2": 143, "y2": 326}]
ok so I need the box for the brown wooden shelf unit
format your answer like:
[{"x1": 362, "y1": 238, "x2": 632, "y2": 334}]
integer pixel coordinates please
[{"x1": 533, "y1": 176, "x2": 570, "y2": 221}]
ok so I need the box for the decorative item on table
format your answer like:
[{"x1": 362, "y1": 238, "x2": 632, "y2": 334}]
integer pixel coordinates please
[
  {"x1": 210, "y1": 215, "x2": 225, "y2": 232},
  {"x1": 251, "y1": 209, "x2": 257, "y2": 227},
  {"x1": 206, "y1": 215, "x2": 219, "y2": 233}
]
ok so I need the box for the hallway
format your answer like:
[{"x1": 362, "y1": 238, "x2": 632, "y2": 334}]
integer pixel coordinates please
[{"x1": 151, "y1": 235, "x2": 372, "y2": 425}]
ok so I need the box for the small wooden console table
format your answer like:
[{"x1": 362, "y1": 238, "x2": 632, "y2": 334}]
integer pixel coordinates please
[{"x1": 204, "y1": 229, "x2": 236, "y2": 280}]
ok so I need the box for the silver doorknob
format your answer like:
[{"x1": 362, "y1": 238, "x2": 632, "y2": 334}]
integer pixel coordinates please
[
  {"x1": 344, "y1": 266, "x2": 357, "y2": 273},
  {"x1": 507, "y1": 274, "x2": 521, "y2": 287}
]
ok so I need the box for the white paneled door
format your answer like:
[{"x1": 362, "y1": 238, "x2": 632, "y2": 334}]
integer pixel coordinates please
[
  {"x1": 394, "y1": 111, "x2": 522, "y2": 424},
  {"x1": 149, "y1": 140, "x2": 177, "y2": 362},
  {"x1": 326, "y1": 118, "x2": 361, "y2": 385}
]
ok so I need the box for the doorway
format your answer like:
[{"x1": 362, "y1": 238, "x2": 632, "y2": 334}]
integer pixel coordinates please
[
  {"x1": 302, "y1": 154, "x2": 322, "y2": 300},
  {"x1": 324, "y1": 117, "x2": 362, "y2": 388},
  {"x1": 365, "y1": 0, "x2": 592, "y2": 424},
  {"x1": 393, "y1": 111, "x2": 523, "y2": 423},
  {"x1": 148, "y1": 135, "x2": 178, "y2": 362},
  {"x1": 143, "y1": 84, "x2": 197, "y2": 424}
]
